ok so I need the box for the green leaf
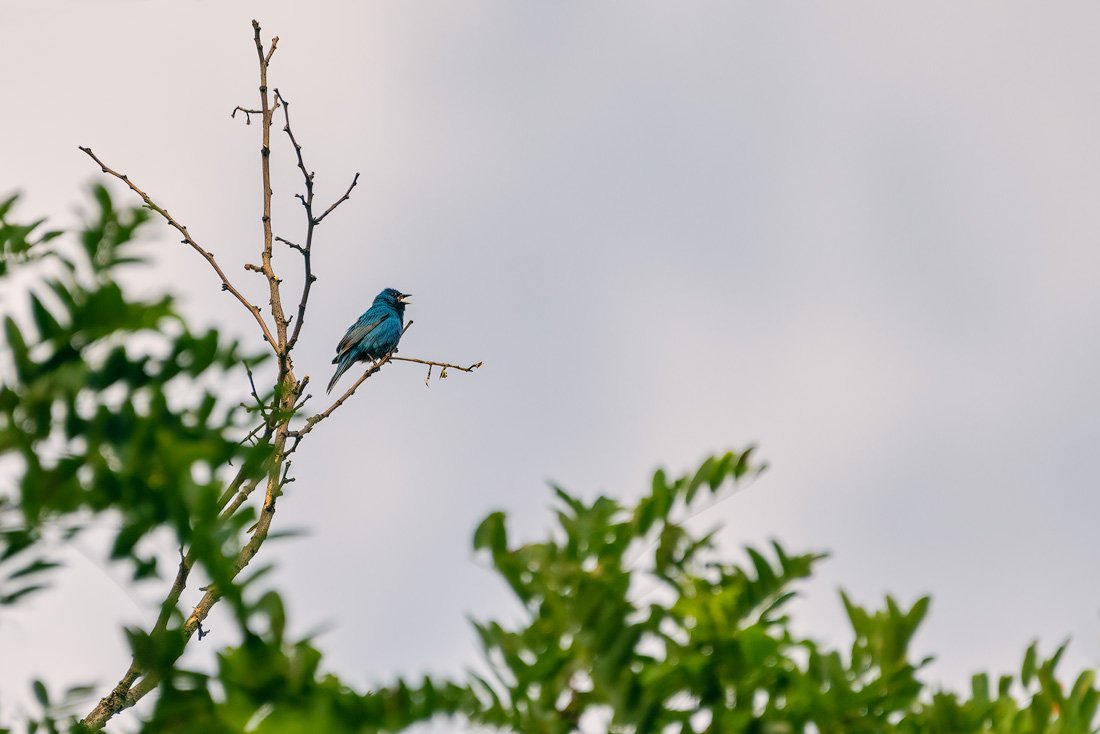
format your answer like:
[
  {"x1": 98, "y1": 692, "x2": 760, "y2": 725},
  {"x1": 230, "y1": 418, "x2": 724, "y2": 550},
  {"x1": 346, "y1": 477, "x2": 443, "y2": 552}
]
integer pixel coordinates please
[
  {"x1": 684, "y1": 456, "x2": 716, "y2": 504},
  {"x1": 29, "y1": 293, "x2": 62, "y2": 341},
  {"x1": 651, "y1": 470, "x2": 672, "y2": 522},
  {"x1": 0, "y1": 193, "x2": 17, "y2": 219},
  {"x1": 4, "y1": 316, "x2": 30, "y2": 377},
  {"x1": 745, "y1": 546, "x2": 777, "y2": 588},
  {"x1": 32, "y1": 679, "x2": 49, "y2": 707},
  {"x1": 971, "y1": 672, "x2": 990, "y2": 705},
  {"x1": 0, "y1": 584, "x2": 49, "y2": 605},
  {"x1": 6, "y1": 558, "x2": 61, "y2": 581},
  {"x1": 473, "y1": 512, "x2": 508, "y2": 555},
  {"x1": 732, "y1": 446, "x2": 757, "y2": 478},
  {"x1": 256, "y1": 591, "x2": 287, "y2": 642},
  {"x1": 552, "y1": 486, "x2": 584, "y2": 516},
  {"x1": 1071, "y1": 669, "x2": 1095, "y2": 701},
  {"x1": 906, "y1": 595, "x2": 931, "y2": 635},
  {"x1": 1022, "y1": 641, "x2": 1038, "y2": 687}
]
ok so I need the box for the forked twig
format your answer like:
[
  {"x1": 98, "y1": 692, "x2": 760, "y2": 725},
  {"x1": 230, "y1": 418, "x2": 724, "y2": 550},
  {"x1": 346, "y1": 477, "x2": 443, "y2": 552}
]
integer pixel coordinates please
[
  {"x1": 231, "y1": 106, "x2": 262, "y2": 124},
  {"x1": 76, "y1": 147, "x2": 278, "y2": 351},
  {"x1": 274, "y1": 87, "x2": 360, "y2": 351}
]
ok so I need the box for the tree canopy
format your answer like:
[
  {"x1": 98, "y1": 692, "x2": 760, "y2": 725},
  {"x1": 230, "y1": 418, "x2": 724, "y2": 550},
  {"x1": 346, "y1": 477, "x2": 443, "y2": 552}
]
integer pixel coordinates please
[{"x1": 2, "y1": 19, "x2": 1097, "y2": 734}]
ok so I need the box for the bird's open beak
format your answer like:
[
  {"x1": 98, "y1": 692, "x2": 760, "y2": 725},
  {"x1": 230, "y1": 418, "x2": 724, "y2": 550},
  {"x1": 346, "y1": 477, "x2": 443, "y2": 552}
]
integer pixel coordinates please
[{"x1": 398, "y1": 293, "x2": 412, "y2": 304}]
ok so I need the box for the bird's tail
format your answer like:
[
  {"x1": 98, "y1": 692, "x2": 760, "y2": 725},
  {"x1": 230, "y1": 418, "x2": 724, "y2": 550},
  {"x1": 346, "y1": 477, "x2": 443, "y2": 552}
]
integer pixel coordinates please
[{"x1": 327, "y1": 358, "x2": 352, "y2": 394}]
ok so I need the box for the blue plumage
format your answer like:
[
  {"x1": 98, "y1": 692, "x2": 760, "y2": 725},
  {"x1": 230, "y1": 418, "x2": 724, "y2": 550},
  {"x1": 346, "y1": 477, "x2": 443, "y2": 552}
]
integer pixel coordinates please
[{"x1": 327, "y1": 288, "x2": 410, "y2": 393}]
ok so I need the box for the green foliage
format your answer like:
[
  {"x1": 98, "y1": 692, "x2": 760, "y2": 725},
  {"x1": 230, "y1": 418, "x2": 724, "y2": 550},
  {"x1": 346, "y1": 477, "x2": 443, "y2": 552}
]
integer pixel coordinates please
[
  {"x1": 1, "y1": 190, "x2": 1096, "y2": 733},
  {"x1": 140, "y1": 599, "x2": 478, "y2": 734},
  {"x1": 133, "y1": 451, "x2": 1100, "y2": 730},
  {"x1": 0, "y1": 188, "x2": 271, "y2": 609},
  {"x1": 147, "y1": 451, "x2": 1100, "y2": 733},
  {"x1": 460, "y1": 456, "x2": 1099, "y2": 734},
  {"x1": 0, "y1": 194, "x2": 63, "y2": 278}
]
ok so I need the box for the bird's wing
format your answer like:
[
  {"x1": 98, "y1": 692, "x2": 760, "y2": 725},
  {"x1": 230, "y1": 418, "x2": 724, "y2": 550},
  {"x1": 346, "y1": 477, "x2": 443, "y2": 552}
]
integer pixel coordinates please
[{"x1": 336, "y1": 314, "x2": 385, "y2": 358}]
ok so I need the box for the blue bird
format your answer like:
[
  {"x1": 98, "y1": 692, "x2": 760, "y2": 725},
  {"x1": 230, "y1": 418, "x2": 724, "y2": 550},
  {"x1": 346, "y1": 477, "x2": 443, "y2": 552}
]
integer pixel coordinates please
[{"x1": 327, "y1": 288, "x2": 411, "y2": 393}]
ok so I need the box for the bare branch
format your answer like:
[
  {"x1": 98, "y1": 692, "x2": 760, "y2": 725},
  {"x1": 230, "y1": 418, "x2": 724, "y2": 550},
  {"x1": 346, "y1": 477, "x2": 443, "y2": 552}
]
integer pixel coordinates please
[
  {"x1": 289, "y1": 349, "x2": 482, "y2": 443},
  {"x1": 219, "y1": 475, "x2": 265, "y2": 521},
  {"x1": 274, "y1": 89, "x2": 314, "y2": 208},
  {"x1": 264, "y1": 34, "x2": 280, "y2": 64},
  {"x1": 94, "y1": 440, "x2": 284, "y2": 717},
  {"x1": 250, "y1": 19, "x2": 290, "y2": 365},
  {"x1": 397, "y1": 356, "x2": 483, "y2": 387},
  {"x1": 274, "y1": 88, "x2": 359, "y2": 352},
  {"x1": 76, "y1": 146, "x2": 278, "y2": 351},
  {"x1": 244, "y1": 365, "x2": 270, "y2": 416},
  {"x1": 314, "y1": 172, "x2": 360, "y2": 225},
  {"x1": 83, "y1": 441, "x2": 281, "y2": 727},
  {"x1": 292, "y1": 322, "x2": 414, "y2": 442},
  {"x1": 151, "y1": 548, "x2": 193, "y2": 635},
  {"x1": 81, "y1": 21, "x2": 297, "y2": 731},
  {"x1": 80, "y1": 17, "x2": 478, "y2": 730},
  {"x1": 390, "y1": 356, "x2": 484, "y2": 373},
  {"x1": 81, "y1": 665, "x2": 141, "y2": 730},
  {"x1": 291, "y1": 324, "x2": 482, "y2": 443},
  {"x1": 274, "y1": 88, "x2": 316, "y2": 352},
  {"x1": 300, "y1": 359, "x2": 388, "y2": 435},
  {"x1": 292, "y1": 376, "x2": 312, "y2": 411},
  {"x1": 231, "y1": 106, "x2": 262, "y2": 124},
  {"x1": 275, "y1": 235, "x2": 305, "y2": 254}
]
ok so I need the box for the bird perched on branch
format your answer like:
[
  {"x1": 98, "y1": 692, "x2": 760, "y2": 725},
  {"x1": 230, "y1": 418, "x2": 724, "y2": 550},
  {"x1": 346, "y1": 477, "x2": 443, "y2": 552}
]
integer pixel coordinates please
[{"x1": 327, "y1": 288, "x2": 411, "y2": 393}]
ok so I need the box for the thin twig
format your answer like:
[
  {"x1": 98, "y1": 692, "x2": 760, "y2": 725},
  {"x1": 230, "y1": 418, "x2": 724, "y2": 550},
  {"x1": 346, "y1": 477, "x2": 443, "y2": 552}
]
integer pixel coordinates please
[
  {"x1": 242, "y1": 365, "x2": 277, "y2": 425},
  {"x1": 274, "y1": 88, "x2": 359, "y2": 351},
  {"x1": 404, "y1": 356, "x2": 483, "y2": 387},
  {"x1": 274, "y1": 88, "x2": 316, "y2": 351},
  {"x1": 292, "y1": 376, "x2": 312, "y2": 411},
  {"x1": 314, "y1": 172, "x2": 359, "y2": 225},
  {"x1": 390, "y1": 356, "x2": 483, "y2": 373},
  {"x1": 151, "y1": 547, "x2": 192, "y2": 634},
  {"x1": 294, "y1": 376, "x2": 310, "y2": 402},
  {"x1": 279, "y1": 460, "x2": 296, "y2": 488},
  {"x1": 299, "y1": 357, "x2": 389, "y2": 436},
  {"x1": 245, "y1": 365, "x2": 268, "y2": 412},
  {"x1": 264, "y1": 34, "x2": 280, "y2": 64},
  {"x1": 290, "y1": 322, "x2": 482, "y2": 445},
  {"x1": 291, "y1": 321, "x2": 413, "y2": 443},
  {"x1": 398, "y1": 356, "x2": 479, "y2": 387},
  {"x1": 237, "y1": 420, "x2": 267, "y2": 448},
  {"x1": 76, "y1": 146, "x2": 278, "y2": 351},
  {"x1": 231, "y1": 106, "x2": 262, "y2": 124},
  {"x1": 275, "y1": 235, "x2": 305, "y2": 254}
]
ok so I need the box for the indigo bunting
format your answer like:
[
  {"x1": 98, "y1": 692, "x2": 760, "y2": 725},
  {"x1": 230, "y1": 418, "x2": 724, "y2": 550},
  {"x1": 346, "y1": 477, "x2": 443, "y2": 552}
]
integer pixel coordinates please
[{"x1": 326, "y1": 288, "x2": 411, "y2": 393}]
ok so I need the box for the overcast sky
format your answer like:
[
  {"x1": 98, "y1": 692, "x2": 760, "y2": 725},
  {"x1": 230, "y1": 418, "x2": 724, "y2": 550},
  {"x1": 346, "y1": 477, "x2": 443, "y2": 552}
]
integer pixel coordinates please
[{"x1": 3, "y1": 1, "x2": 1100, "y2": 726}]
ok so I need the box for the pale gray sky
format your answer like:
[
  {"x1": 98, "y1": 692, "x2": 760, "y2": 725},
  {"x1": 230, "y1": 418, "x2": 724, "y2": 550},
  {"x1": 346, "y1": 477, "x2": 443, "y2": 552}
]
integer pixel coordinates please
[{"x1": 3, "y1": 1, "x2": 1100, "y2": 726}]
